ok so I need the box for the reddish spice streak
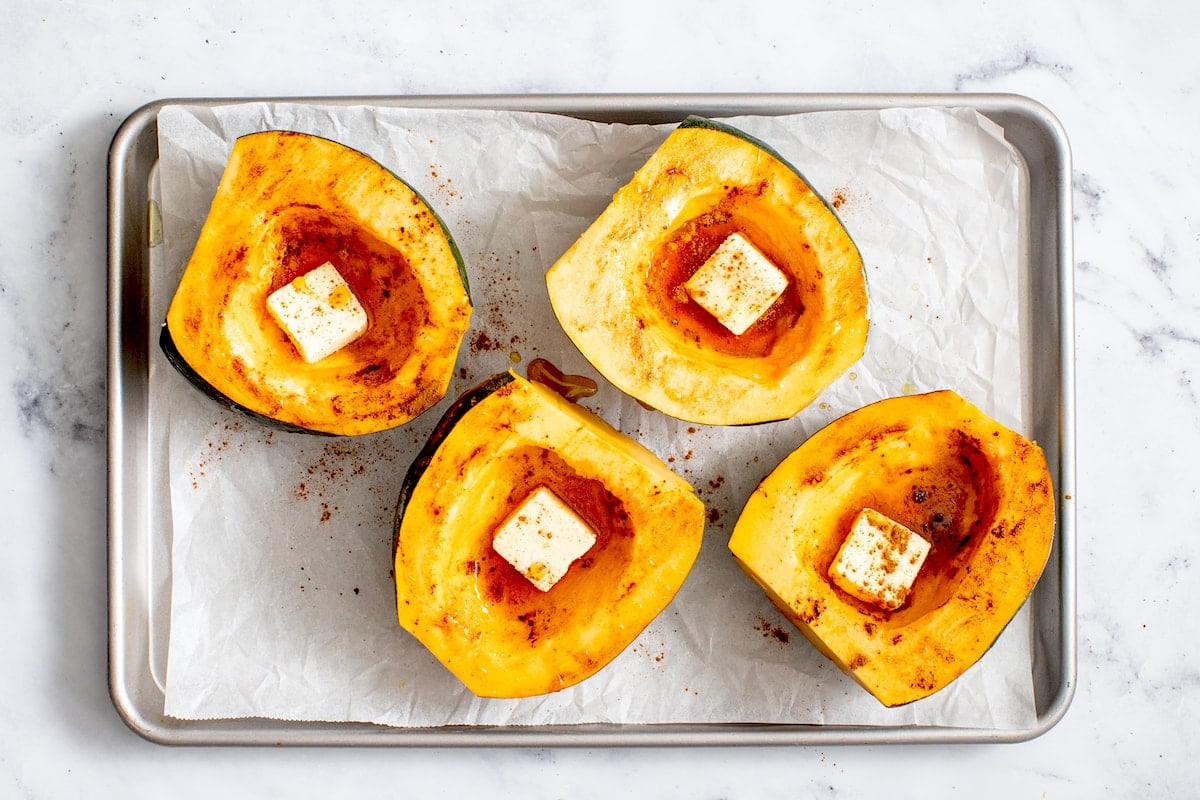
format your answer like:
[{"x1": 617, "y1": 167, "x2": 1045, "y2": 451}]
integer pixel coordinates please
[
  {"x1": 470, "y1": 330, "x2": 498, "y2": 354},
  {"x1": 826, "y1": 429, "x2": 1000, "y2": 622},
  {"x1": 267, "y1": 205, "x2": 432, "y2": 400},
  {"x1": 753, "y1": 615, "x2": 791, "y2": 644},
  {"x1": 643, "y1": 199, "x2": 806, "y2": 358},
  {"x1": 470, "y1": 445, "x2": 637, "y2": 645},
  {"x1": 798, "y1": 598, "x2": 824, "y2": 624}
]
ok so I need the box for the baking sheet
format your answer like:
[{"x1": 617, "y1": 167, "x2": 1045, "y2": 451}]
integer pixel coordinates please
[{"x1": 108, "y1": 94, "x2": 1076, "y2": 745}]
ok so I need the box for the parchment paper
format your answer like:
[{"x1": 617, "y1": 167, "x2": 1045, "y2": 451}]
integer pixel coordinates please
[{"x1": 152, "y1": 102, "x2": 1034, "y2": 729}]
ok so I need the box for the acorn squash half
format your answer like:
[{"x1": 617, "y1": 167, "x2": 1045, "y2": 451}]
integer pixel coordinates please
[
  {"x1": 392, "y1": 361, "x2": 705, "y2": 698},
  {"x1": 727, "y1": 390, "x2": 1055, "y2": 707},
  {"x1": 162, "y1": 130, "x2": 472, "y2": 436},
  {"x1": 545, "y1": 116, "x2": 868, "y2": 425}
]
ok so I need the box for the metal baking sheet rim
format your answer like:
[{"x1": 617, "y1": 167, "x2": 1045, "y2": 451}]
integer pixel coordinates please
[{"x1": 107, "y1": 93, "x2": 1077, "y2": 747}]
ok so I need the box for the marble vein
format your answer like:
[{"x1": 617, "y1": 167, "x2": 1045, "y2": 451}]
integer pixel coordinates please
[
  {"x1": 952, "y1": 46, "x2": 1073, "y2": 92},
  {"x1": 2, "y1": 0, "x2": 1200, "y2": 795}
]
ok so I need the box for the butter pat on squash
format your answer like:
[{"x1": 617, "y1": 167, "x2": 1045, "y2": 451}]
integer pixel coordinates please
[
  {"x1": 684, "y1": 232, "x2": 789, "y2": 336},
  {"x1": 828, "y1": 508, "x2": 930, "y2": 612},
  {"x1": 491, "y1": 486, "x2": 598, "y2": 593},
  {"x1": 161, "y1": 130, "x2": 471, "y2": 436},
  {"x1": 392, "y1": 362, "x2": 705, "y2": 698},
  {"x1": 728, "y1": 390, "x2": 1055, "y2": 706},
  {"x1": 546, "y1": 115, "x2": 868, "y2": 425},
  {"x1": 266, "y1": 261, "x2": 369, "y2": 363}
]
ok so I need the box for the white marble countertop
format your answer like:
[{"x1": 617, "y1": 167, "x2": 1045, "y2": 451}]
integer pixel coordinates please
[{"x1": 4, "y1": 1, "x2": 1197, "y2": 796}]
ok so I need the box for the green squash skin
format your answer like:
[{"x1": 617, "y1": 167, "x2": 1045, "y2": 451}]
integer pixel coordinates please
[
  {"x1": 158, "y1": 323, "x2": 333, "y2": 437},
  {"x1": 677, "y1": 115, "x2": 861, "y2": 262},
  {"x1": 389, "y1": 361, "x2": 601, "y2": 558},
  {"x1": 681, "y1": 114, "x2": 869, "y2": 426},
  {"x1": 391, "y1": 370, "x2": 516, "y2": 557},
  {"x1": 390, "y1": 362, "x2": 707, "y2": 698},
  {"x1": 161, "y1": 130, "x2": 472, "y2": 436},
  {"x1": 547, "y1": 115, "x2": 870, "y2": 426}
]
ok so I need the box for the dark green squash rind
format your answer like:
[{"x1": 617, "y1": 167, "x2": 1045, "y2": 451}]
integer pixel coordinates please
[
  {"x1": 391, "y1": 370, "x2": 516, "y2": 557},
  {"x1": 677, "y1": 115, "x2": 861, "y2": 257},
  {"x1": 163, "y1": 131, "x2": 471, "y2": 436},
  {"x1": 158, "y1": 323, "x2": 334, "y2": 437}
]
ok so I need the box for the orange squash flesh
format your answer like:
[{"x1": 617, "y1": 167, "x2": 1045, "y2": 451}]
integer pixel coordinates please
[
  {"x1": 546, "y1": 116, "x2": 868, "y2": 425},
  {"x1": 162, "y1": 130, "x2": 471, "y2": 436},
  {"x1": 728, "y1": 390, "x2": 1055, "y2": 706},
  {"x1": 393, "y1": 368, "x2": 705, "y2": 698}
]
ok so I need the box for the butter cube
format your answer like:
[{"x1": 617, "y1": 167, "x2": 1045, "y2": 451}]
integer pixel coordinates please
[
  {"x1": 266, "y1": 262, "x2": 368, "y2": 363},
  {"x1": 683, "y1": 232, "x2": 788, "y2": 336},
  {"x1": 492, "y1": 486, "x2": 597, "y2": 592},
  {"x1": 828, "y1": 508, "x2": 930, "y2": 611}
]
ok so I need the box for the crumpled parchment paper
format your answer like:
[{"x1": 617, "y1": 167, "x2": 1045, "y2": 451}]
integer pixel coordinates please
[{"x1": 152, "y1": 101, "x2": 1034, "y2": 729}]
